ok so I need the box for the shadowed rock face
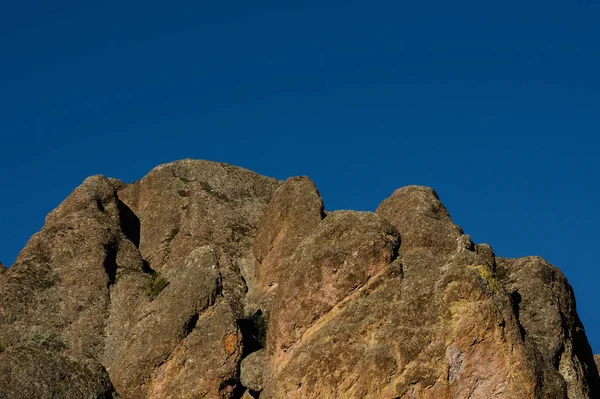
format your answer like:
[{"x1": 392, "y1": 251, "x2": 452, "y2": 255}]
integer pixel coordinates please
[{"x1": 0, "y1": 159, "x2": 598, "y2": 399}]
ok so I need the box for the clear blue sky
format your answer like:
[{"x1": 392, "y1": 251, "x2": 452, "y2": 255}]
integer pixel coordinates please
[{"x1": 1, "y1": 1, "x2": 599, "y2": 352}]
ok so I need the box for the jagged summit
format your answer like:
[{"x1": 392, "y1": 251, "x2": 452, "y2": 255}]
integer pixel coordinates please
[{"x1": 1, "y1": 159, "x2": 598, "y2": 398}]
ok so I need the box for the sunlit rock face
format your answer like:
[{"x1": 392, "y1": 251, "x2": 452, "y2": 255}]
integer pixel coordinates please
[{"x1": 1, "y1": 159, "x2": 598, "y2": 399}]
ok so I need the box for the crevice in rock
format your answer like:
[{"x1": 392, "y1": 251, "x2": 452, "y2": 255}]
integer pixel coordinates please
[
  {"x1": 96, "y1": 199, "x2": 106, "y2": 213},
  {"x1": 117, "y1": 200, "x2": 140, "y2": 247},
  {"x1": 510, "y1": 291, "x2": 526, "y2": 340},
  {"x1": 391, "y1": 234, "x2": 401, "y2": 265},
  {"x1": 554, "y1": 342, "x2": 566, "y2": 370},
  {"x1": 183, "y1": 312, "x2": 199, "y2": 337},
  {"x1": 320, "y1": 206, "x2": 327, "y2": 219},
  {"x1": 103, "y1": 243, "x2": 118, "y2": 286},
  {"x1": 141, "y1": 259, "x2": 154, "y2": 274},
  {"x1": 208, "y1": 272, "x2": 224, "y2": 307},
  {"x1": 237, "y1": 310, "x2": 267, "y2": 358},
  {"x1": 230, "y1": 382, "x2": 261, "y2": 399},
  {"x1": 200, "y1": 181, "x2": 230, "y2": 202}
]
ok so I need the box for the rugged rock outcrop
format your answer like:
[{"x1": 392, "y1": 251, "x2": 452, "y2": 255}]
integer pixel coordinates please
[
  {"x1": 253, "y1": 176, "x2": 324, "y2": 312},
  {"x1": 260, "y1": 186, "x2": 599, "y2": 398},
  {"x1": 0, "y1": 159, "x2": 598, "y2": 398}
]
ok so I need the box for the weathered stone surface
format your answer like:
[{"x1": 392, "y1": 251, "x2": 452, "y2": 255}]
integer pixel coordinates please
[
  {"x1": 240, "y1": 348, "x2": 267, "y2": 392},
  {"x1": 498, "y1": 256, "x2": 600, "y2": 398},
  {"x1": 0, "y1": 175, "x2": 129, "y2": 398},
  {"x1": 376, "y1": 185, "x2": 463, "y2": 257},
  {"x1": 253, "y1": 176, "x2": 324, "y2": 310},
  {"x1": 0, "y1": 261, "x2": 5, "y2": 273},
  {"x1": 262, "y1": 243, "x2": 536, "y2": 398},
  {"x1": 1, "y1": 160, "x2": 598, "y2": 398},
  {"x1": 261, "y1": 186, "x2": 600, "y2": 398},
  {"x1": 118, "y1": 159, "x2": 281, "y2": 317},
  {"x1": 0, "y1": 346, "x2": 115, "y2": 399},
  {"x1": 267, "y1": 211, "x2": 399, "y2": 362},
  {"x1": 106, "y1": 246, "x2": 242, "y2": 398},
  {"x1": 0, "y1": 162, "x2": 277, "y2": 399},
  {"x1": 595, "y1": 355, "x2": 600, "y2": 374}
]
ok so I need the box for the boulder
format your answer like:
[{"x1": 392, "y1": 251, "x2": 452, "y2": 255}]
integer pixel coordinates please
[
  {"x1": 240, "y1": 348, "x2": 267, "y2": 392},
  {"x1": 253, "y1": 176, "x2": 324, "y2": 310}
]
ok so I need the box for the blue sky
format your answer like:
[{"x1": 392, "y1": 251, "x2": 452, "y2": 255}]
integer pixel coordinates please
[{"x1": 1, "y1": 1, "x2": 599, "y2": 351}]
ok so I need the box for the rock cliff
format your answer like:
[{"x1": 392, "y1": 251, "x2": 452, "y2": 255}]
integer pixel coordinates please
[{"x1": 0, "y1": 159, "x2": 598, "y2": 398}]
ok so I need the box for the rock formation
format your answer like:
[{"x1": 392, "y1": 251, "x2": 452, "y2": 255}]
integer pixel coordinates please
[{"x1": 0, "y1": 159, "x2": 598, "y2": 398}]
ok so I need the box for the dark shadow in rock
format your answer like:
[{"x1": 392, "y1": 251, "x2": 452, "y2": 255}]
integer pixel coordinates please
[
  {"x1": 117, "y1": 200, "x2": 140, "y2": 247},
  {"x1": 510, "y1": 291, "x2": 527, "y2": 340},
  {"x1": 237, "y1": 310, "x2": 267, "y2": 358},
  {"x1": 221, "y1": 378, "x2": 246, "y2": 399},
  {"x1": 96, "y1": 199, "x2": 106, "y2": 213},
  {"x1": 141, "y1": 259, "x2": 154, "y2": 274},
  {"x1": 103, "y1": 243, "x2": 118, "y2": 286},
  {"x1": 183, "y1": 312, "x2": 199, "y2": 337}
]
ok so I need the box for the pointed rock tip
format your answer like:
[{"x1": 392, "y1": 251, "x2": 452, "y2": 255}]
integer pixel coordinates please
[
  {"x1": 107, "y1": 177, "x2": 127, "y2": 191},
  {"x1": 376, "y1": 184, "x2": 451, "y2": 221},
  {"x1": 253, "y1": 174, "x2": 325, "y2": 294},
  {"x1": 285, "y1": 175, "x2": 315, "y2": 183},
  {"x1": 388, "y1": 185, "x2": 441, "y2": 200},
  {"x1": 376, "y1": 185, "x2": 461, "y2": 255},
  {"x1": 45, "y1": 174, "x2": 118, "y2": 225}
]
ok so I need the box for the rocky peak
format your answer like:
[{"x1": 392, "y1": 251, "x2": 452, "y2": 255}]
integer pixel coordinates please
[
  {"x1": 376, "y1": 185, "x2": 463, "y2": 257},
  {"x1": 0, "y1": 159, "x2": 598, "y2": 398}
]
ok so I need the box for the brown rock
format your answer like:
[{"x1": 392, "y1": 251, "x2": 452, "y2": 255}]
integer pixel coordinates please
[
  {"x1": 262, "y1": 186, "x2": 600, "y2": 398},
  {"x1": 0, "y1": 161, "x2": 278, "y2": 398},
  {"x1": 107, "y1": 246, "x2": 241, "y2": 398},
  {"x1": 102, "y1": 159, "x2": 281, "y2": 397},
  {"x1": 262, "y1": 241, "x2": 536, "y2": 398},
  {"x1": 240, "y1": 348, "x2": 267, "y2": 392},
  {"x1": 1, "y1": 161, "x2": 598, "y2": 399},
  {"x1": 0, "y1": 346, "x2": 115, "y2": 399},
  {"x1": 0, "y1": 175, "x2": 130, "y2": 398},
  {"x1": 498, "y1": 256, "x2": 600, "y2": 397},
  {"x1": 266, "y1": 211, "x2": 399, "y2": 369},
  {"x1": 108, "y1": 177, "x2": 128, "y2": 191},
  {"x1": 595, "y1": 354, "x2": 600, "y2": 374},
  {"x1": 117, "y1": 159, "x2": 281, "y2": 317},
  {"x1": 253, "y1": 176, "x2": 324, "y2": 309},
  {"x1": 376, "y1": 185, "x2": 463, "y2": 257},
  {"x1": 104, "y1": 160, "x2": 278, "y2": 397}
]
